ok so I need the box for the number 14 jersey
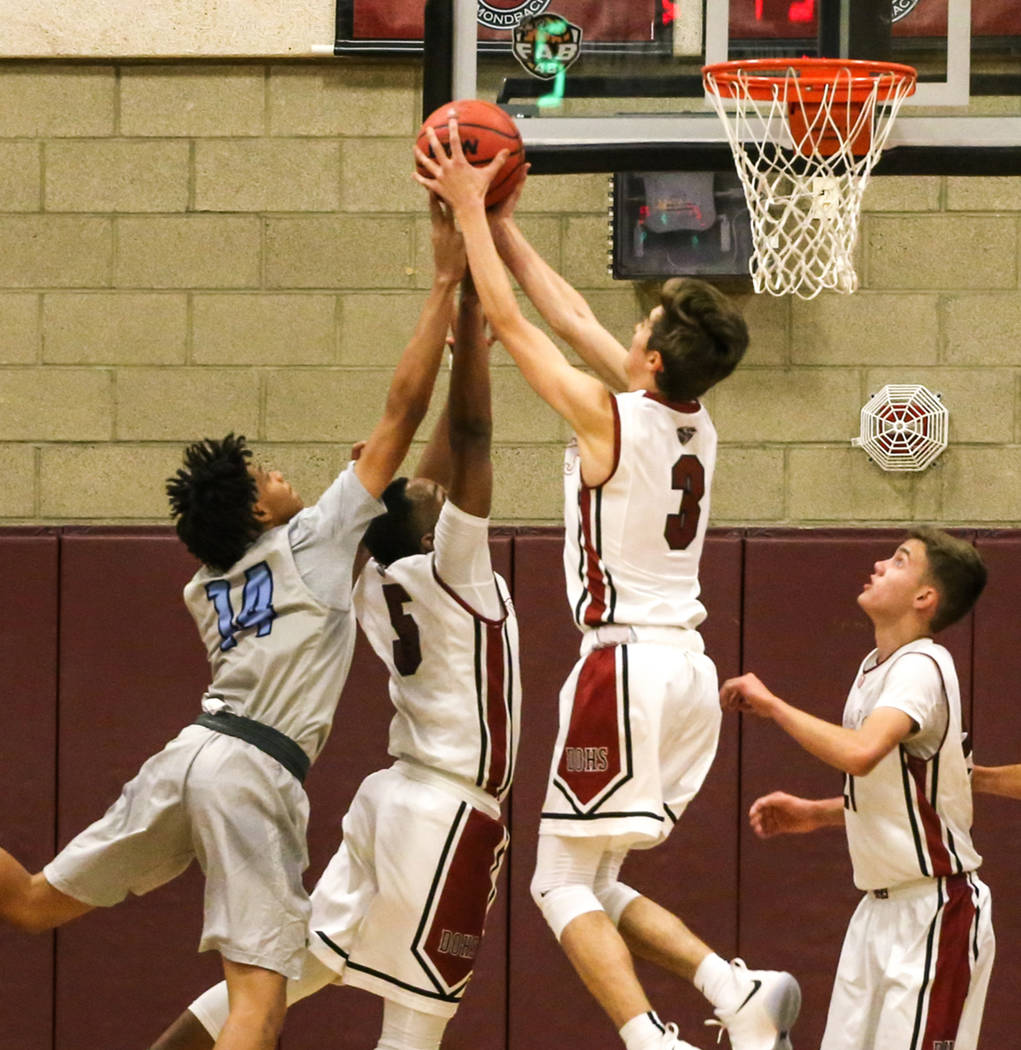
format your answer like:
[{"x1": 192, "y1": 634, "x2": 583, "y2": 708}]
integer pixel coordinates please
[{"x1": 563, "y1": 390, "x2": 716, "y2": 632}]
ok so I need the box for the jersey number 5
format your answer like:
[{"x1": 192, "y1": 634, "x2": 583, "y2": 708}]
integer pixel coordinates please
[
  {"x1": 382, "y1": 582, "x2": 423, "y2": 676},
  {"x1": 205, "y1": 561, "x2": 276, "y2": 652},
  {"x1": 664, "y1": 454, "x2": 705, "y2": 551}
]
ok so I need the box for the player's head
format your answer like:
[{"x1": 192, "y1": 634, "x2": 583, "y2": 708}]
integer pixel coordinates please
[
  {"x1": 167, "y1": 433, "x2": 302, "y2": 573},
  {"x1": 858, "y1": 527, "x2": 986, "y2": 634},
  {"x1": 640, "y1": 278, "x2": 748, "y2": 401},
  {"x1": 905, "y1": 527, "x2": 987, "y2": 633},
  {"x1": 363, "y1": 477, "x2": 446, "y2": 566}
]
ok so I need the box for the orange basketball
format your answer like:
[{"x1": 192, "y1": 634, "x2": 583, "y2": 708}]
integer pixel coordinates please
[{"x1": 416, "y1": 98, "x2": 525, "y2": 207}]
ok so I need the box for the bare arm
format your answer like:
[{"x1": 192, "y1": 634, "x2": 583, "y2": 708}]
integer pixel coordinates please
[
  {"x1": 720, "y1": 672, "x2": 915, "y2": 777},
  {"x1": 444, "y1": 274, "x2": 494, "y2": 519},
  {"x1": 749, "y1": 792, "x2": 846, "y2": 839},
  {"x1": 414, "y1": 118, "x2": 616, "y2": 482},
  {"x1": 487, "y1": 180, "x2": 629, "y2": 391},
  {"x1": 354, "y1": 195, "x2": 464, "y2": 498},
  {"x1": 972, "y1": 763, "x2": 1021, "y2": 799}
]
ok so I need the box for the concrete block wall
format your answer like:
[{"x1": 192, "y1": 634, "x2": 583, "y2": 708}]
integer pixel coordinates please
[{"x1": 0, "y1": 60, "x2": 1018, "y2": 528}]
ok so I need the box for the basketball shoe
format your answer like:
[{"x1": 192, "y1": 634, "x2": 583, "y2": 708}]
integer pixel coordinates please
[
  {"x1": 657, "y1": 1021, "x2": 704, "y2": 1050},
  {"x1": 707, "y1": 959, "x2": 801, "y2": 1050}
]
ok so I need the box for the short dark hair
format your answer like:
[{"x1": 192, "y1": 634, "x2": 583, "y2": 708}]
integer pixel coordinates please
[
  {"x1": 166, "y1": 434, "x2": 262, "y2": 573},
  {"x1": 907, "y1": 526, "x2": 987, "y2": 633},
  {"x1": 363, "y1": 478, "x2": 421, "y2": 566},
  {"x1": 649, "y1": 278, "x2": 749, "y2": 401}
]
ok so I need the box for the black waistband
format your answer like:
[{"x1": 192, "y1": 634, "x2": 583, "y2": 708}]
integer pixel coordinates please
[{"x1": 195, "y1": 710, "x2": 310, "y2": 784}]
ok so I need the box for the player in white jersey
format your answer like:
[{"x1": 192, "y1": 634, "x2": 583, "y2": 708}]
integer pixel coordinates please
[
  {"x1": 147, "y1": 274, "x2": 520, "y2": 1050},
  {"x1": 721, "y1": 527, "x2": 992, "y2": 1050},
  {"x1": 0, "y1": 194, "x2": 465, "y2": 1050},
  {"x1": 417, "y1": 118, "x2": 799, "y2": 1050}
]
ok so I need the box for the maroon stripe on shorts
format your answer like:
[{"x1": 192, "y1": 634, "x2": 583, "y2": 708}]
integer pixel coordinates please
[
  {"x1": 906, "y1": 754, "x2": 954, "y2": 877},
  {"x1": 920, "y1": 875, "x2": 977, "y2": 1047},
  {"x1": 421, "y1": 807, "x2": 506, "y2": 990},
  {"x1": 556, "y1": 646, "x2": 621, "y2": 805}
]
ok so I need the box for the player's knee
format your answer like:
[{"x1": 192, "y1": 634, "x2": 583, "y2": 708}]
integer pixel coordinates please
[
  {"x1": 593, "y1": 880, "x2": 640, "y2": 927},
  {"x1": 529, "y1": 873, "x2": 603, "y2": 941}
]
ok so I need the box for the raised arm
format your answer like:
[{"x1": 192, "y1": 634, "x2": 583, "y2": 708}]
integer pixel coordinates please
[
  {"x1": 972, "y1": 763, "x2": 1021, "y2": 799},
  {"x1": 414, "y1": 118, "x2": 616, "y2": 482},
  {"x1": 487, "y1": 178, "x2": 629, "y2": 391},
  {"x1": 354, "y1": 195, "x2": 464, "y2": 499},
  {"x1": 720, "y1": 672, "x2": 915, "y2": 777}
]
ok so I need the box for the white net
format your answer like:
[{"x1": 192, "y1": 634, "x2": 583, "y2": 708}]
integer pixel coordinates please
[
  {"x1": 851, "y1": 384, "x2": 948, "y2": 472},
  {"x1": 704, "y1": 61, "x2": 916, "y2": 299}
]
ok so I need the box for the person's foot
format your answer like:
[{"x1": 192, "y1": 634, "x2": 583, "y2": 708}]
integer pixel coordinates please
[{"x1": 710, "y1": 959, "x2": 801, "y2": 1050}]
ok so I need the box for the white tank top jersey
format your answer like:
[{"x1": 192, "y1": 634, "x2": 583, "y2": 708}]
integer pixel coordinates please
[
  {"x1": 842, "y1": 637, "x2": 982, "y2": 891},
  {"x1": 353, "y1": 541, "x2": 520, "y2": 804},
  {"x1": 183, "y1": 465, "x2": 382, "y2": 765},
  {"x1": 563, "y1": 390, "x2": 717, "y2": 632}
]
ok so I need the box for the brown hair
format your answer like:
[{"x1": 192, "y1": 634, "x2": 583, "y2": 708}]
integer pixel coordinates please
[
  {"x1": 907, "y1": 526, "x2": 987, "y2": 633},
  {"x1": 648, "y1": 278, "x2": 749, "y2": 402}
]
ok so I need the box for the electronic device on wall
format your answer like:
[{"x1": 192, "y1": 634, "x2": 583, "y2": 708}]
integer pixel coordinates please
[{"x1": 610, "y1": 171, "x2": 753, "y2": 281}]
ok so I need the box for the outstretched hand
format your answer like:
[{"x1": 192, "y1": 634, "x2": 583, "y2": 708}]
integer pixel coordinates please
[
  {"x1": 749, "y1": 791, "x2": 821, "y2": 839},
  {"x1": 487, "y1": 163, "x2": 530, "y2": 227},
  {"x1": 414, "y1": 115, "x2": 509, "y2": 212},
  {"x1": 719, "y1": 672, "x2": 781, "y2": 719}
]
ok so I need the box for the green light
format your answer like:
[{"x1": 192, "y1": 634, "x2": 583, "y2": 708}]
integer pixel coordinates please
[{"x1": 534, "y1": 19, "x2": 569, "y2": 110}]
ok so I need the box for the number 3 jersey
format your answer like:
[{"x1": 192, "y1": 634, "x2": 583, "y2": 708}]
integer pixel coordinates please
[
  {"x1": 353, "y1": 515, "x2": 521, "y2": 804},
  {"x1": 563, "y1": 390, "x2": 717, "y2": 632}
]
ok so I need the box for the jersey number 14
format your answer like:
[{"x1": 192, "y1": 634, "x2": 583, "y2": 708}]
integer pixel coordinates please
[{"x1": 205, "y1": 561, "x2": 277, "y2": 651}]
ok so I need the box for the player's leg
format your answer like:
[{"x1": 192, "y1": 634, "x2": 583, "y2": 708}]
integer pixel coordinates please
[
  {"x1": 375, "y1": 999, "x2": 448, "y2": 1050},
  {"x1": 148, "y1": 951, "x2": 336, "y2": 1050},
  {"x1": 0, "y1": 852, "x2": 93, "y2": 932},
  {"x1": 214, "y1": 959, "x2": 285, "y2": 1050},
  {"x1": 531, "y1": 834, "x2": 698, "y2": 1050}
]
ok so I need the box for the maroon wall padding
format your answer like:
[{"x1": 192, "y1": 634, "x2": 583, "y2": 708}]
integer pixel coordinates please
[
  {"x1": 508, "y1": 531, "x2": 742, "y2": 1049},
  {"x1": 0, "y1": 530, "x2": 59, "y2": 1050},
  {"x1": 738, "y1": 531, "x2": 975, "y2": 1049},
  {"x1": 284, "y1": 536, "x2": 513, "y2": 1050},
  {"x1": 54, "y1": 530, "x2": 221, "y2": 1049},
  {"x1": 970, "y1": 534, "x2": 1021, "y2": 1049}
]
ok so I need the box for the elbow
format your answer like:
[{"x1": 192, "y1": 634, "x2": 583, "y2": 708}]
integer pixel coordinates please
[
  {"x1": 449, "y1": 418, "x2": 493, "y2": 450},
  {"x1": 844, "y1": 748, "x2": 883, "y2": 778}
]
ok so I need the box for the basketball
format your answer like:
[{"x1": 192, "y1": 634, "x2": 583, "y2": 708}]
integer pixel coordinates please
[{"x1": 416, "y1": 98, "x2": 525, "y2": 207}]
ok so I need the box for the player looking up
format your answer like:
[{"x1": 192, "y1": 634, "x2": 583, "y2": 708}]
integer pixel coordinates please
[
  {"x1": 416, "y1": 115, "x2": 799, "y2": 1050},
  {"x1": 0, "y1": 192, "x2": 463, "y2": 1050},
  {"x1": 722, "y1": 527, "x2": 992, "y2": 1050}
]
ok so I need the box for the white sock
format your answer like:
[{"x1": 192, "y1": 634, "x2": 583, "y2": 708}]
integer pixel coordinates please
[
  {"x1": 619, "y1": 1011, "x2": 669, "y2": 1050},
  {"x1": 694, "y1": 953, "x2": 741, "y2": 1012}
]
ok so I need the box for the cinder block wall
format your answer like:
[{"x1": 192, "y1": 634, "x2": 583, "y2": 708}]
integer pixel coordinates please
[{"x1": 0, "y1": 60, "x2": 1018, "y2": 528}]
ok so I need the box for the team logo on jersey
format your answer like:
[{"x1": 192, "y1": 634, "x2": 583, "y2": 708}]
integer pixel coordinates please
[
  {"x1": 512, "y1": 13, "x2": 583, "y2": 81},
  {"x1": 477, "y1": 0, "x2": 551, "y2": 31},
  {"x1": 931, "y1": 1042, "x2": 955, "y2": 1050},
  {"x1": 892, "y1": 0, "x2": 921, "y2": 22},
  {"x1": 676, "y1": 426, "x2": 696, "y2": 445}
]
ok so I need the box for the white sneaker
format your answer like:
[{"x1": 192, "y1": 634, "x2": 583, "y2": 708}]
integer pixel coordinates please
[
  {"x1": 708, "y1": 959, "x2": 801, "y2": 1050},
  {"x1": 658, "y1": 1021, "x2": 704, "y2": 1050}
]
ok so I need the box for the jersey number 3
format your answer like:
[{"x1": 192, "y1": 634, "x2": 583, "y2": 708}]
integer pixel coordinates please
[
  {"x1": 664, "y1": 453, "x2": 705, "y2": 551},
  {"x1": 205, "y1": 561, "x2": 277, "y2": 652}
]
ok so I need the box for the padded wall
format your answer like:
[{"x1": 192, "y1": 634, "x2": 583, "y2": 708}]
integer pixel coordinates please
[
  {"x1": 739, "y1": 530, "x2": 976, "y2": 1048},
  {"x1": 285, "y1": 536, "x2": 513, "y2": 1050},
  {"x1": 55, "y1": 530, "x2": 220, "y2": 1048},
  {"x1": 970, "y1": 534, "x2": 1021, "y2": 1049},
  {"x1": 0, "y1": 530, "x2": 58, "y2": 1050},
  {"x1": 507, "y1": 532, "x2": 743, "y2": 1049}
]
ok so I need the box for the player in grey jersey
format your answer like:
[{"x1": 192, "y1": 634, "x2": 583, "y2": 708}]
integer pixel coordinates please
[{"x1": 0, "y1": 193, "x2": 465, "y2": 1050}]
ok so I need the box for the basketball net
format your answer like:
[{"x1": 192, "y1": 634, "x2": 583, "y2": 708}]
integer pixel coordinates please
[{"x1": 703, "y1": 60, "x2": 917, "y2": 299}]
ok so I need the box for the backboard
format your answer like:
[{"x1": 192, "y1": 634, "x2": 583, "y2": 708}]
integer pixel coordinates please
[{"x1": 380, "y1": 0, "x2": 1021, "y2": 174}]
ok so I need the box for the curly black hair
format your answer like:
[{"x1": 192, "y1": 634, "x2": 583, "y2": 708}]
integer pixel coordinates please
[
  {"x1": 166, "y1": 433, "x2": 262, "y2": 573},
  {"x1": 649, "y1": 277, "x2": 749, "y2": 402},
  {"x1": 362, "y1": 478, "x2": 432, "y2": 567}
]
